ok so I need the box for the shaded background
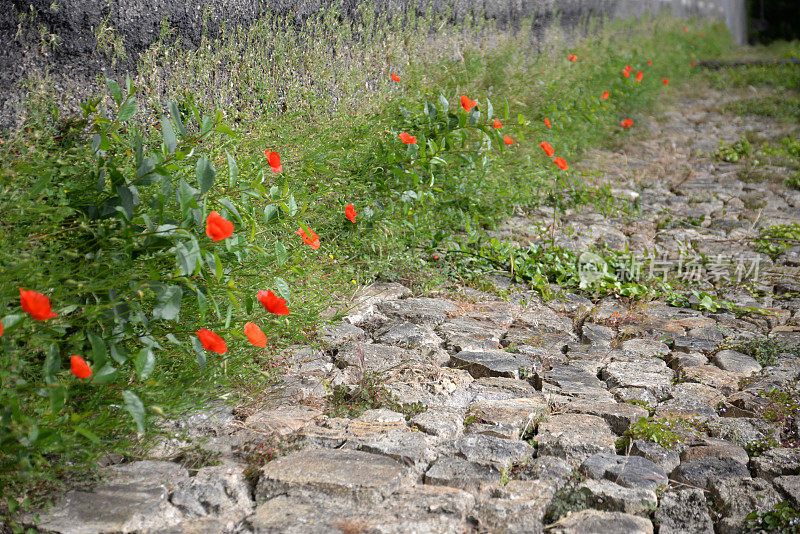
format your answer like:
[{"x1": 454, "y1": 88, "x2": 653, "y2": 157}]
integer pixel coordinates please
[{"x1": 747, "y1": 0, "x2": 800, "y2": 43}]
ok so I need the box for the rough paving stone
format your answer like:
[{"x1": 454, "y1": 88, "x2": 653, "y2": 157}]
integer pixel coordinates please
[
  {"x1": 655, "y1": 488, "x2": 714, "y2": 534},
  {"x1": 621, "y1": 338, "x2": 671, "y2": 358},
  {"x1": 712, "y1": 349, "x2": 762, "y2": 375},
  {"x1": 548, "y1": 509, "x2": 653, "y2": 534},
  {"x1": 437, "y1": 317, "x2": 505, "y2": 352},
  {"x1": 602, "y1": 359, "x2": 674, "y2": 401},
  {"x1": 169, "y1": 461, "x2": 253, "y2": 527},
  {"x1": 466, "y1": 397, "x2": 548, "y2": 439},
  {"x1": 450, "y1": 350, "x2": 536, "y2": 380},
  {"x1": 751, "y1": 448, "x2": 800, "y2": 481},
  {"x1": 542, "y1": 364, "x2": 606, "y2": 393},
  {"x1": 472, "y1": 482, "x2": 555, "y2": 534},
  {"x1": 673, "y1": 336, "x2": 719, "y2": 354},
  {"x1": 424, "y1": 456, "x2": 501, "y2": 494},
  {"x1": 565, "y1": 399, "x2": 649, "y2": 434},
  {"x1": 377, "y1": 321, "x2": 443, "y2": 348},
  {"x1": 667, "y1": 350, "x2": 710, "y2": 371},
  {"x1": 243, "y1": 405, "x2": 323, "y2": 437},
  {"x1": 710, "y1": 477, "x2": 782, "y2": 534},
  {"x1": 469, "y1": 377, "x2": 541, "y2": 401},
  {"x1": 342, "y1": 282, "x2": 412, "y2": 325},
  {"x1": 581, "y1": 323, "x2": 615, "y2": 346},
  {"x1": 670, "y1": 457, "x2": 750, "y2": 491},
  {"x1": 680, "y1": 438, "x2": 749, "y2": 465},
  {"x1": 346, "y1": 409, "x2": 408, "y2": 436},
  {"x1": 452, "y1": 433, "x2": 534, "y2": 471},
  {"x1": 580, "y1": 453, "x2": 668, "y2": 492},
  {"x1": 515, "y1": 456, "x2": 574, "y2": 489},
  {"x1": 319, "y1": 322, "x2": 368, "y2": 347},
  {"x1": 29, "y1": 462, "x2": 189, "y2": 533},
  {"x1": 352, "y1": 430, "x2": 440, "y2": 471},
  {"x1": 629, "y1": 440, "x2": 681, "y2": 474},
  {"x1": 516, "y1": 304, "x2": 575, "y2": 335},
  {"x1": 247, "y1": 484, "x2": 474, "y2": 534},
  {"x1": 377, "y1": 297, "x2": 459, "y2": 325},
  {"x1": 577, "y1": 479, "x2": 658, "y2": 515},
  {"x1": 536, "y1": 414, "x2": 616, "y2": 465},
  {"x1": 611, "y1": 387, "x2": 659, "y2": 407},
  {"x1": 707, "y1": 417, "x2": 780, "y2": 447},
  {"x1": 681, "y1": 365, "x2": 744, "y2": 396},
  {"x1": 255, "y1": 448, "x2": 413, "y2": 503},
  {"x1": 411, "y1": 407, "x2": 464, "y2": 439},
  {"x1": 773, "y1": 475, "x2": 800, "y2": 506},
  {"x1": 336, "y1": 342, "x2": 422, "y2": 372}
]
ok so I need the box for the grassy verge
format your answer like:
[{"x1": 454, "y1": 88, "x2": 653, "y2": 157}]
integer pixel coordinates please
[{"x1": 0, "y1": 5, "x2": 732, "y2": 521}]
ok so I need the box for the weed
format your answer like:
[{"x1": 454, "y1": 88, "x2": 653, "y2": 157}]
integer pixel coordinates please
[
  {"x1": 743, "y1": 502, "x2": 800, "y2": 533},
  {"x1": 325, "y1": 371, "x2": 425, "y2": 420},
  {"x1": 715, "y1": 137, "x2": 751, "y2": 163},
  {"x1": 617, "y1": 416, "x2": 706, "y2": 450},
  {"x1": 755, "y1": 223, "x2": 800, "y2": 260},
  {"x1": 726, "y1": 337, "x2": 800, "y2": 367},
  {"x1": 543, "y1": 473, "x2": 589, "y2": 525}
]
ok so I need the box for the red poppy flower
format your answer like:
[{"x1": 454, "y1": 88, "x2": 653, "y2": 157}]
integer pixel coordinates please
[
  {"x1": 662, "y1": 77, "x2": 669, "y2": 85},
  {"x1": 540, "y1": 141, "x2": 555, "y2": 158},
  {"x1": 622, "y1": 69, "x2": 630, "y2": 78},
  {"x1": 391, "y1": 72, "x2": 400, "y2": 82},
  {"x1": 398, "y1": 132, "x2": 418, "y2": 144},
  {"x1": 265, "y1": 151, "x2": 282, "y2": 173},
  {"x1": 492, "y1": 119, "x2": 503, "y2": 129},
  {"x1": 601, "y1": 91, "x2": 610, "y2": 100},
  {"x1": 503, "y1": 135, "x2": 514, "y2": 146},
  {"x1": 295, "y1": 227, "x2": 320, "y2": 250},
  {"x1": 19, "y1": 288, "x2": 57, "y2": 321},
  {"x1": 257, "y1": 290, "x2": 290, "y2": 315},
  {"x1": 244, "y1": 322, "x2": 268, "y2": 347},
  {"x1": 624, "y1": 65, "x2": 632, "y2": 72},
  {"x1": 684, "y1": 27, "x2": 689, "y2": 33},
  {"x1": 345, "y1": 203, "x2": 356, "y2": 223},
  {"x1": 544, "y1": 118, "x2": 552, "y2": 128},
  {"x1": 70, "y1": 355, "x2": 92, "y2": 379},
  {"x1": 699, "y1": 32, "x2": 703, "y2": 37},
  {"x1": 196, "y1": 328, "x2": 228, "y2": 354},
  {"x1": 553, "y1": 157, "x2": 569, "y2": 170},
  {"x1": 647, "y1": 60, "x2": 653, "y2": 66},
  {"x1": 460, "y1": 95, "x2": 477, "y2": 112},
  {"x1": 568, "y1": 54, "x2": 577, "y2": 62},
  {"x1": 205, "y1": 211, "x2": 234, "y2": 242},
  {"x1": 620, "y1": 118, "x2": 634, "y2": 129},
  {"x1": 690, "y1": 60, "x2": 696, "y2": 67},
  {"x1": 636, "y1": 71, "x2": 644, "y2": 83},
  {"x1": 0, "y1": 318, "x2": 3, "y2": 338}
]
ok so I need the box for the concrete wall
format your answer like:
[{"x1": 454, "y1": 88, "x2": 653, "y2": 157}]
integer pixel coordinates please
[{"x1": 0, "y1": 0, "x2": 743, "y2": 131}]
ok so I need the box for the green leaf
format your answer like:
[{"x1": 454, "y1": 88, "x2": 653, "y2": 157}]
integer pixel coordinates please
[
  {"x1": 219, "y1": 199, "x2": 242, "y2": 224},
  {"x1": 106, "y1": 77, "x2": 122, "y2": 106},
  {"x1": 72, "y1": 425, "x2": 100, "y2": 444},
  {"x1": 118, "y1": 97, "x2": 137, "y2": 122},
  {"x1": 92, "y1": 365, "x2": 118, "y2": 384},
  {"x1": 438, "y1": 94, "x2": 449, "y2": 113},
  {"x1": 109, "y1": 343, "x2": 127, "y2": 364},
  {"x1": 177, "y1": 179, "x2": 199, "y2": 216},
  {"x1": 167, "y1": 101, "x2": 185, "y2": 136},
  {"x1": 190, "y1": 336, "x2": 206, "y2": 369},
  {"x1": 152, "y1": 285, "x2": 183, "y2": 321},
  {"x1": 213, "y1": 250, "x2": 223, "y2": 281},
  {"x1": 176, "y1": 239, "x2": 201, "y2": 276},
  {"x1": 87, "y1": 332, "x2": 108, "y2": 370},
  {"x1": 264, "y1": 204, "x2": 278, "y2": 223},
  {"x1": 286, "y1": 194, "x2": 298, "y2": 216},
  {"x1": 135, "y1": 348, "x2": 155, "y2": 380},
  {"x1": 115, "y1": 185, "x2": 135, "y2": 220},
  {"x1": 226, "y1": 150, "x2": 238, "y2": 188},
  {"x1": 196, "y1": 156, "x2": 216, "y2": 194},
  {"x1": 275, "y1": 241, "x2": 287, "y2": 266},
  {"x1": 161, "y1": 116, "x2": 177, "y2": 154},
  {"x1": 504, "y1": 98, "x2": 510, "y2": 120},
  {"x1": 468, "y1": 109, "x2": 480, "y2": 126},
  {"x1": 424, "y1": 100, "x2": 437, "y2": 118},
  {"x1": 486, "y1": 98, "x2": 494, "y2": 121},
  {"x1": 274, "y1": 277, "x2": 291, "y2": 302},
  {"x1": 1, "y1": 314, "x2": 25, "y2": 336},
  {"x1": 214, "y1": 124, "x2": 235, "y2": 135},
  {"x1": 49, "y1": 385, "x2": 65, "y2": 413},
  {"x1": 121, "y1": 390, "x2": 146, "y2": 435}
]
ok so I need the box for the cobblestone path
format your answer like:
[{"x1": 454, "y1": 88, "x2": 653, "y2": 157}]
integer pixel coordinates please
[{"x1": 28, "y1": 82, "x2": 800, "y2": 533}]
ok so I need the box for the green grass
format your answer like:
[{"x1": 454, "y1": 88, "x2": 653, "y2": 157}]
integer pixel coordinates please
[{"x1": 0, "y1": 5, "x2": 735, "y2": 521}]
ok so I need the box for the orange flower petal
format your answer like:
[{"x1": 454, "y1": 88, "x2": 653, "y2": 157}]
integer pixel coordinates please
[
  {"x1": 544, "y1": 118, "x2": 551, "y2": 128},
  {"x1": 460, "y1": 95, "x2": 477, "y2": 112},
  {"x1": 19, "y1": 288, "x2": 57, "y2": 321},
  {"x1": 539, "y1": 141, "x2": 555, "y2": 158},
  {"x1": 244, "y1": 322, "x2": 268, "y2": 347},
  {"x1": 295, "y1": 227, "x2": 320, "y2": 250},
  {"x1": 492, "y1": 119, "x2": 503, "y2": 129},
  {"x1": 503, "y1": 135, "x2": 514, "y2": 146},
  {"x1": 345, "y1": 203, "x2": 356, "y2": 223},
  {"x1": 601, "y1": 91, "x2": 610, "y2": 100},
  {"x1": 265, "y1": 151, "x2": 282, "y2": 173},
  {"x1": 553, "y1": 157, "x2": 569, "y2": 170},
  {"x1": 398, "y1": 132, "x2": 418, "y2": 144},
  {"x1": 391, "y1": 72, "x2": 400, "y2": 82},
  {"x1": 196, "y1": 328, "x2": 227, "y2": 354},
  {"x1": 205, "y1": 211, "x2": 234, "y2": 242},
  {"x1": 70, "y1": 355, "x2": 92, "y2": 379},
  {"x1": 257, "y1": 290, "x2": 290, "y2": 315}
]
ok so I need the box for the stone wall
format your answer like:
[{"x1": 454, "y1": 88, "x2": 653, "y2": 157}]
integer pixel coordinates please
[{"x1": 0, "y1": 0, "x2": 742, "y2": 131}]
